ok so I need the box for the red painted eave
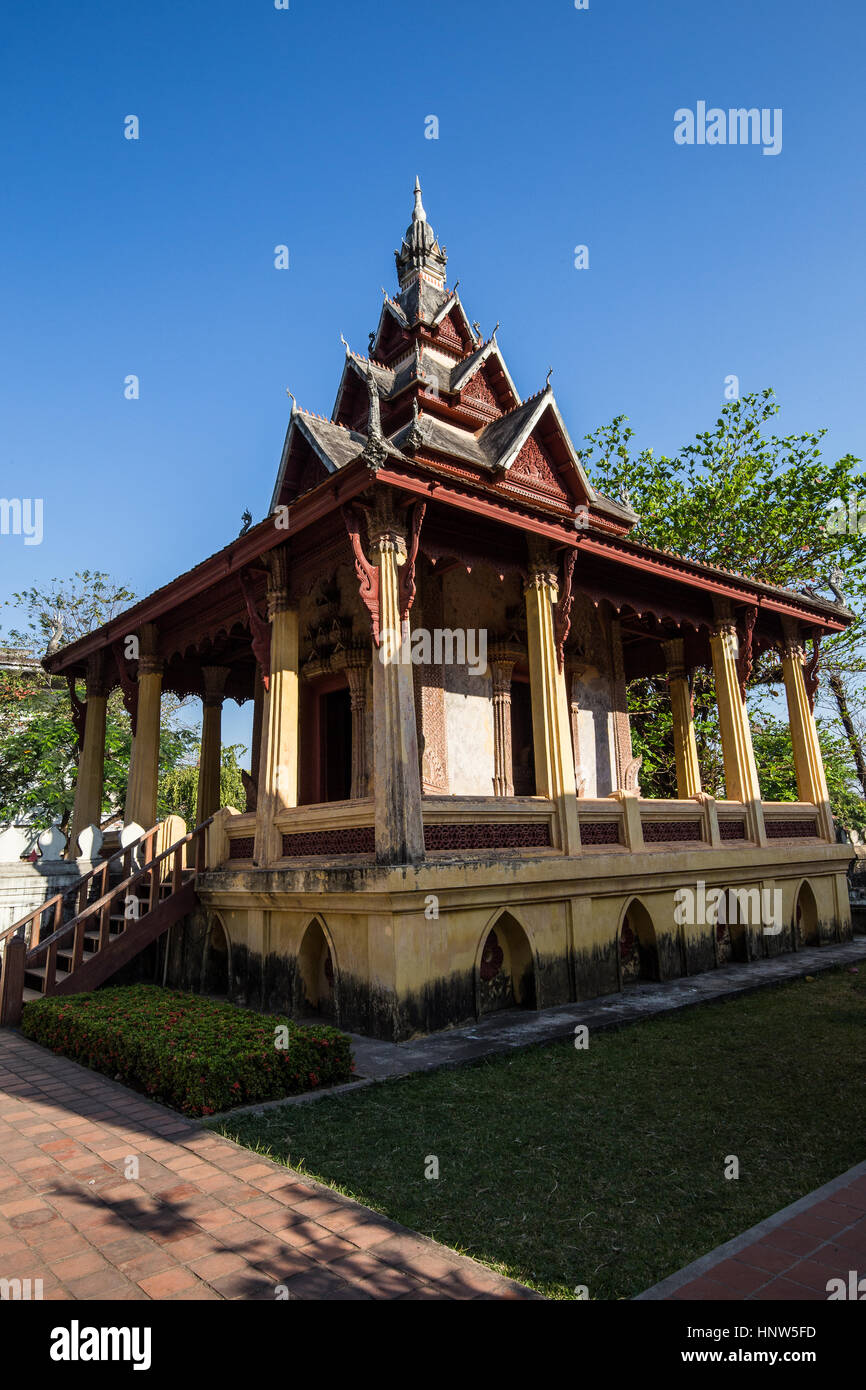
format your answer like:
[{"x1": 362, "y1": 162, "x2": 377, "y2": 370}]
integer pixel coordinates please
[{"x1": 45, "y1": 454, "x2": 851, "y2": 678}]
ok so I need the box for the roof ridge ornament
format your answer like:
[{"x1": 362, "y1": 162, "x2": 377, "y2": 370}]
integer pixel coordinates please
[
  {"x1": 361, "y1": 362, "x2": 389, "y2": 472},
  {"x1": 827, "y1": 565, "x2": 846, "y2": 606},
  {"x1": 406, "y1": 395, "x2": 425, "y2": 453}
]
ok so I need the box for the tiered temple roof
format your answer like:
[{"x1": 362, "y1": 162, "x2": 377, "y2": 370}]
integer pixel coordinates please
[{"x1": 45, "y1": 179, "x2": 853, "y2": 697}]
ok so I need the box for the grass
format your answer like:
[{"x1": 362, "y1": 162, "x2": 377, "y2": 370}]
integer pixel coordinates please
[{"x1": 214, "y1": 966, "x2": 866, "y2": 1299}]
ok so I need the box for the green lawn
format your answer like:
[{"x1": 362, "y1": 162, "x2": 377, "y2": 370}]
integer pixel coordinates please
[{"x1": 214, "y1": 967, "x2": 866, "y2": 1299}]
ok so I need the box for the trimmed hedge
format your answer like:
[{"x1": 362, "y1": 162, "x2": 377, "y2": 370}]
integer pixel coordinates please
[{"x1": 20, "y1": 985, "x2": 354, "y2": 1117}]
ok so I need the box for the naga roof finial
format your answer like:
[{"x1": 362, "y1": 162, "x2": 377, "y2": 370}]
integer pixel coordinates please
[{"x1": 361, "y1": 362, "x2": 388, "y2": 471}]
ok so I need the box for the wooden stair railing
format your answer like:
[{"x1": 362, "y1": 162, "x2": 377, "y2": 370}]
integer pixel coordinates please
[
  {"x1": 0, "y1": 823, "x2": 161, "y2": 962},
  {"x1": 0, "y1": 818, "x2": 213, "y2": 1027}
]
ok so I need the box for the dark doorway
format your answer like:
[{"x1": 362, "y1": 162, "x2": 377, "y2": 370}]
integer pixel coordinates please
[
  {"x1": 510, "y1": 678, "x2": 535, "y2": 796},
  {"x1": 322, "y1": 687, "x2": 352, "y2": 802}
]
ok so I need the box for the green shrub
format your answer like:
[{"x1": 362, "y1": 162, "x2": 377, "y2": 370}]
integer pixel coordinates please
[{"x1": 20, "y1": 985, "x2": 354, "y2": 1117}]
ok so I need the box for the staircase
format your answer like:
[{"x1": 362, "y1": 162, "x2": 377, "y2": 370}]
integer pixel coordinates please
[{"x1": 0, "y1": 818, "x2": 212, "y2": 1027}]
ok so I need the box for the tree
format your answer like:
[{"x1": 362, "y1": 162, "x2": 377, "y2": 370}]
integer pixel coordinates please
[
  {"x1": 0, "y1": 573, "x2": 200, "y2": 832},
  {"x1": 582, "y1": 390, "x2": 866, "y2": 829},
  {"x1": 4, "y1": 571, "x2": 137, "y2": 652},
  {"x1": 160, "y1": 745, "x2": 247, "y2": 826}
]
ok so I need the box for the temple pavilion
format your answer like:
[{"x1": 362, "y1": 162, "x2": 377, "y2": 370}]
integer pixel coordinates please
[{"x1": 27, "y1": 180, "x2": 856, "y2": 1039}]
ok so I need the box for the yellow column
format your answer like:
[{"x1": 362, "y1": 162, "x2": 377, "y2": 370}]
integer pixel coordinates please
[
  {"x1": 250, "y1": 665, "x2": 264, "y2": 797},
  {"x1": 781, "y1": 620, "x2": 834, "y2": 841},
  {"x1": 709, "y1": 602, "x2": 765, "y2": 844},
  {"x1": 125, "y1": 624, "x2": 163, "y2": 830},
  {"x1": 662, "y1": 638, "x2": 702, "y2": 799},
  {"x1": 369, "y1": 498, "x2": 424, "y2": 864},
  {"x1": 68, "y1": 653, "x2": 108, "y2": 857},
  {"x1": 254, "y1": 548, "x2": 299, "y2": 866},
  {"x1": 524, "y1": 542, "x2": 580, "y2": 854},
  {"x1": 196, "y1": 666, "x2": 230, "y2": 824}
]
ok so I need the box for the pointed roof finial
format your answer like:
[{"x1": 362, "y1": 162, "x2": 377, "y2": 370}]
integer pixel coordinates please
[
  {"x1": 546, "y1": 366, "x2": 553, "y2": 387},
  {"x1": 286, "y1": 387, "x2": 297, "y2": 413},
  {"x1": 395, "y1": 177, "x2": 447, "y2": 290},
  {"x1": 340, "y1": 333, "x2": 351, "y2": 356},
  {"x1": 413, "y1": 176, "x2": 426, "y2": 223}
]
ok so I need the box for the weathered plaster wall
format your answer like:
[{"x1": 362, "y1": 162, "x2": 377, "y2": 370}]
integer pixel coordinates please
[
  {"x1": 194, "y1": 843, "x2": 854, "y2": 1041},
  {"x1": 573, "y1": 673, "x2": 616, "y2": 797},
  {"x1": 0, "y1": 861, "x2": 85, "y2": 935},
  {"x1": 444, "y1": 666, "x2": 495, "y2": 795}
]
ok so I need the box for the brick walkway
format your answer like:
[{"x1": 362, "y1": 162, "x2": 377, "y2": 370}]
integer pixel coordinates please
[
  {"x1": 637, "y1": 1160, "x2": 866, "y2": 1301},
  {"x1": 0, "y1": 1031, "x2": 535, "y2": 1301}
]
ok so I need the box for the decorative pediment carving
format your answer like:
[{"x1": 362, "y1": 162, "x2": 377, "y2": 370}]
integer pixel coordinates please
[{"x1": 508, "y1": 433, "x2": 569, "y2": 500}]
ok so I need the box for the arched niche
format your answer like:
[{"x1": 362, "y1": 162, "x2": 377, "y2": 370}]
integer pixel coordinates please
[
  {"x1": 202, "y1": 913, "x2": 230, "y2": 996},
  {"x1": 296, "y1": 916, "x2": 336, "y2": 1019},
  {"x1": 794, "y1": 880, "x2": 819, "y2": 948},
  {"x1": 477, "y1": 912, "x2": 536, "y2": 1015},
  {"x1": 618, "y1": 899, "x2": 659, "y2": 986}
]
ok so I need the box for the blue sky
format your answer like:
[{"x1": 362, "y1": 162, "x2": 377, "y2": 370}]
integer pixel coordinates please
[{"x1": 1, "y1": 0, "x2": 863, "y2": 758}]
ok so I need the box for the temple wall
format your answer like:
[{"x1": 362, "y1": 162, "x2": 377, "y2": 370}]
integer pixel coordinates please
[
  {"x1": 428, "y1": 562, "x2": 519, "y2": 797},
  {"x1": 191, "y1": 843, "x2": 854, "y2": 1041},
  {"x1": 572, "y1": 673, "x2": 617, "y2": 797},
  {"x1": 444, "y1": 666, "x2": 495, "y2": 795}
]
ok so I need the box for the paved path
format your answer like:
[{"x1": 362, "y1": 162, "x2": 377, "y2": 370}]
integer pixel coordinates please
[
  {"x1": 637, "y1": 1160, "x2": 866, "y2": 1301},
  {"x1": 349, "y1": 937, "x2": 866, "y2": 1082},
  {"x1": 0, "y1": 1031, "x2": 535, "y2": 1301}
]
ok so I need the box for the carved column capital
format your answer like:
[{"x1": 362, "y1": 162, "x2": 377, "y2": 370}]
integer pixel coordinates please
[
  {"x1": 137, "y1": 623, "x2": 163, "y2": 677},
  {"x1": 524, "y1": 537, "x2": 558, "y2": 594},
  {"x1": 366, "y1": 493, "x2": 409, "y2": 561},
  {"x1": 201, "y1": 665, "x2": 231, "y2": 708},
  {"x1": 344, "y1": 647, "x2": 370, "y2": 707},
  {"x1": 489, "y1": 641, "x2": 521, "y2": 692},
  {"x1": 662, "y1": 637, "x2": 687, "y2": 681},
  {"x1": 265, "y1": 546, "x2": 291, "y2": 617},
  {"x1": 780, "y1": 615, "x2": 805, "y2": 661},
  {"x1": 86, "y1": 650, "x2": 108, "y2": 700}
]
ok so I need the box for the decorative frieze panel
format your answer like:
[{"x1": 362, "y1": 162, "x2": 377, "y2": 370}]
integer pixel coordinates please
[
  {"x1": 424, "y1": 822, "x2": 552, "y2": 851},
  {"x1": 766, "y1": 819, "x2": 819, "y2": 839},
  {"x1": 281, "y1": 827, "x2": 375, "y2": 856},
  {"x1": 719, "y1": 819, "x2": 747, "y2": 841},
  {"x1": 579, "y1": 820, "x2": 622, "y2": 846},
  {"x1": 227, "y1": 836, "x2": 255, "y2": 859},
  {"x1": 642, "y1": 820, "x2": 703, "y2": 844}
]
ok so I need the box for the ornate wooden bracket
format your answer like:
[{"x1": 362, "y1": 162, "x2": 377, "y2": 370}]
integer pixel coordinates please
[
  {"x1": 342, "y1": 504, "x2": 380, "y2": 645},
  {"x1": 66, "y1": 675, "x2": 87, "y2": 752},
  {"x1": 736, "y1": 606, "x2": 756, "y2": 700},
  {"x1": 553, "y1": 550, "x2": 577, "y2": 673},
  {"x1": 111, "y1": 642, "x2": 138, "y2": 736},
  {"x1": 398, "y1": 501, "x2": 426, "y2": 624},
  {"x1": 804, "y1": 633, "x2": 822, "y2": 712},
  {"x1": 238, "y1": 570, "x2": 272, "y2": 690}
]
